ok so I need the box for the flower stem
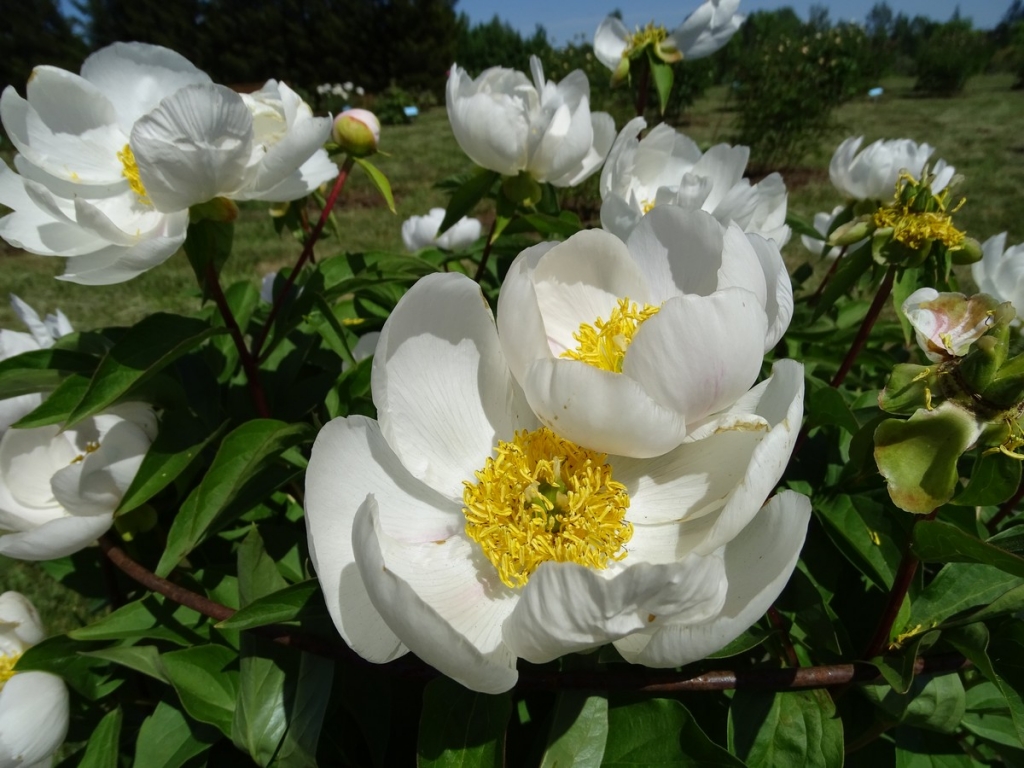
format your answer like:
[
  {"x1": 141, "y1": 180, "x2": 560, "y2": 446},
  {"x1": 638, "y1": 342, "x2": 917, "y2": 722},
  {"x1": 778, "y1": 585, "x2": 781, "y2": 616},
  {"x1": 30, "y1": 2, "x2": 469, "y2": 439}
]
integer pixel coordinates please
[
  {"x1": 830, "y1": 263, "x2": 897, "y2": 388},
  {"x1": 862, "y1": 510, "x2": 936, "y2": 660},
  {"x1": 205, "y1": 262, "x2": 270, "y2": 418},
  {"x1": 634, "y1": 57, "x2": 651, "y2": 117},
  {"x1": 473, "y1": 216, "x2": 500, "y2": 283},
  {"x1": 252, "y1": 155, "x2": 356, "y2": 359},
  {"x1": 768, "y1": 605, "x2": 801, "y2": 667},
  {"x1": 809, "y1": 246, "x2": 848, "y2": 304}
]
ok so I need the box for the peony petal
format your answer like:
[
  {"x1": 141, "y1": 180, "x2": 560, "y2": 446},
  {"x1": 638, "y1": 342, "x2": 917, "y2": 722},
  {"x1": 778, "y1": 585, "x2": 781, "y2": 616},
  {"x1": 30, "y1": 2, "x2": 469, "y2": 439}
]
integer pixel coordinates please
[
  {"x1": 550, "y1": 111, "x2": 616, "y2": 188},
  {"x1": 373, "y1": 272, "x2": 533, "y2": 499},
  {"x1": 594, "y1": 16, "x2": 630, "y2": 70},
  {"x1": 496, "y1": 240, "x2": 561, "y2": 385},
  {"x1": 446, "y1": 65, "x2": 530, "y2": 177},
  {"x1": 353, "y1": 498, "x2": 519, "y2": 694},
  {"x1": 0, "y1": 671, "x2": 69, "y2": 766},
  {"x1": 503, "y1": 554, "x2": 726, "y2": 663},
  {"x1": 0, "y1": 592, "x2": 46, "y2": 651},
  {"x1": 623, "y1": 288, "x2": 767, "y2": 422},
  {"x1": 244, "y1": 148, "x2": 338, "y2": 202},
  {"x1": 615, "y1": 490, "x2": 810, "y2": 667},
  {"x1": 746, "y1": 233, "x2": 794, "y2": 350},
  {"x1": 0, "y1": 513, "x2": 114, "y2": 560},
  {"x1": 56, "y1": 212, "x2": 188, "y2": 285}
]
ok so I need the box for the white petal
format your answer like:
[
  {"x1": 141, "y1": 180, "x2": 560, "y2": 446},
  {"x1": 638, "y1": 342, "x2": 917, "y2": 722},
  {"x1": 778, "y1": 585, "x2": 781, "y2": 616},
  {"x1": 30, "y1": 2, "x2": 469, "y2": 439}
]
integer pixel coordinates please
[
  {"x1": 446, "y1": 65, "x2": 530, "y2": 177},
  {"x1": 549, "y1": 111, "x2": 616, "y2": 188},
  {"x1": 0, "y1": 514, "x2": 114, "y2": 560},
  {"x1": 0, "y1": 671, "x2": 69, "y2": 766},
  {"x1": 594, "y1": 16, "x2": 629, "y2": 70},
  {"x1": 236, "y1": 112, "x2": 332, "y2": 199},
  {"x1": 616, "y1": 491, "x2": 810, "y2": 667},
  {"x1": 131, "y1": 84, "x2": 253, "y2": 211},
  {"x1": 496, "y1": 240, "x2": 561, "y2": 384},
  {"x1": 0, "y1": 592, "x2": 45, "y2": 651},
  {"x1": 353, "y1": 499, "x2": 519, "y2": 694},
  {"x1": 373, "y1": 272, "x2": 532, "y2": 499},
  {"x1": 746, "y1": 233, "x2": 794, "y2": 350},
  {"x1": 56, "y1": 212, "x2": 188, "y2": 285},
  {"x1": 503, "y1": 553, "x2": 726, "y2": 663}
]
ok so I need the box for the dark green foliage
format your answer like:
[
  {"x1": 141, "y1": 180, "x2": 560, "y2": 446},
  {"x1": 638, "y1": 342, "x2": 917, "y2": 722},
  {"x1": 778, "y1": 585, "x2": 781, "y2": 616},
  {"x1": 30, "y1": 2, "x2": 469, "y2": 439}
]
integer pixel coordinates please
[
  {"x1": 914, "y1": 20, "x2": 992, "y2": 95},
  {"x1": 0, "y1": 0, "x2": 86, "y2": 97},
  {"x1": 453, "y1": 13, "x2": 551, "y2": 75}
]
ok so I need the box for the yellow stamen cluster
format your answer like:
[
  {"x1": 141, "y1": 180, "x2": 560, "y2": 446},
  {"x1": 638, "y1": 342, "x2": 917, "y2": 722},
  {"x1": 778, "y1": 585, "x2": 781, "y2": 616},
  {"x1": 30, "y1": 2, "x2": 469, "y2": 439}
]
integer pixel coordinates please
[
  {"x1": 625, "y1": 22, "x2": 669, "y2": 55},
  {"x1": 640, "y1": 199, "x2": 656, "y2": 214},
  {"x1": 463, "y1": 427, "x2": 632, "y2": 589},
  {"x1": 70, "y1": 440, "x2": 101, "y2": 465},
  {"x1": 561, "y1": 298, "x2": 660, "y2": 373},
  {"x1": 872, "y1": 171, "x2": 965, "y2": 251},
  {"x1": 0, "y1": 653, "x2": 21, "y2": 690},
  {"x1": 117, "y1": 144, "x2": 152, "y2": 206}
]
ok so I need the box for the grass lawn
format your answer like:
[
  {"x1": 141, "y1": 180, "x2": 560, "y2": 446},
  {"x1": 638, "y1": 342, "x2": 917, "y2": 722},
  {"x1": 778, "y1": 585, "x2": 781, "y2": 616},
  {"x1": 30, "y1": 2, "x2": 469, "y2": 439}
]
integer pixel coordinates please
[{"x1": 2, "y1": 72, "x2": 1023, "y2": 633}]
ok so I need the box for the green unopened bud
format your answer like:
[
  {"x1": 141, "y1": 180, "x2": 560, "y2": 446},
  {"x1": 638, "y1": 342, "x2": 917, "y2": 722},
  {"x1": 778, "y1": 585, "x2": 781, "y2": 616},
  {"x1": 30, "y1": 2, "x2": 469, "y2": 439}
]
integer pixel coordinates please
[
  {"x1": 501, "y1": 171, "x2": 543, "y2": 208},
  {"x1": 189, "y1": 196, "x2": 239, "y2": 223},
  {"x1": 828, "y1": 217, "x2": 873, "y2": 246},
  {"x1": 951, "y1": 236, "x2": 983, "y2": 265},
  {"x1": 611, "y1": 55, "x2": 631, "y2": 86},
  {"x1": 333, "y1": 109, "x2": 380, "y2": 157}
]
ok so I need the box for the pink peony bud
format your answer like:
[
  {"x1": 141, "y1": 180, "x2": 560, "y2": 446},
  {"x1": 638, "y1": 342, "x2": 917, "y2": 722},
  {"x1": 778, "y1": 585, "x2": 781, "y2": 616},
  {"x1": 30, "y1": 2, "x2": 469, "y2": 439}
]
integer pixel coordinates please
[{"x1": 332, "y1": 108, "x2": 380, "y2": 157}]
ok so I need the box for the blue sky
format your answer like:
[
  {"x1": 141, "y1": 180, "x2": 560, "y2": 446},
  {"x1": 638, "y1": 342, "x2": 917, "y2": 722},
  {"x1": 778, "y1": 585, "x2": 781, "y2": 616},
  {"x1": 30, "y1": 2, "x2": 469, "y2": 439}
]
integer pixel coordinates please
[{"x1": 456, "y1": 0, "x2": 1010, "y2": 43}]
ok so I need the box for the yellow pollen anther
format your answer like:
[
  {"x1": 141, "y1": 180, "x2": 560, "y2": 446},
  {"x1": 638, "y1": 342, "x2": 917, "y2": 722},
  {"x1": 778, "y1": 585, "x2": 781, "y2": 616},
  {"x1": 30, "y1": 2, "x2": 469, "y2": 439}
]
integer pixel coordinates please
[
  {"x1": 561, "y1": 298, "x2": 660, "y2": 373},
  {"x1": 0, "y1": 653, "x2": 21, "y2": 690},
  {"x1": 463, "y1": 427, "x2": 632, "y2": 589},
  {"x1": 640, "y1": 199, "x2": 656, "y2": 214},
  {"x1": 625, "y1": 22, "x2": 669, "y2": 55},
  {"x1": 70, "y1": 440, "x2": 101, "y2": 465},
  {"x1": 117, "y1": 144, "x2": 152, "y2": 205},
  {"x1": 872, "y1": 171, "x2": 965, "y2": 250}
]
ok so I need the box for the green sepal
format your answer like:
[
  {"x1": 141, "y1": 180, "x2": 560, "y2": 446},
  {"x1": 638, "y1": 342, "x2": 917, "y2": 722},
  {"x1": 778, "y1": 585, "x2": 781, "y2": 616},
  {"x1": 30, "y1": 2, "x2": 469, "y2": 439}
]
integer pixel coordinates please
[
  {"x1": 879, "y1": 364, "x2": 937, "y2": 415},
  {"x1": 647, "y1": 51, "x2": 674, "y2": 115}
]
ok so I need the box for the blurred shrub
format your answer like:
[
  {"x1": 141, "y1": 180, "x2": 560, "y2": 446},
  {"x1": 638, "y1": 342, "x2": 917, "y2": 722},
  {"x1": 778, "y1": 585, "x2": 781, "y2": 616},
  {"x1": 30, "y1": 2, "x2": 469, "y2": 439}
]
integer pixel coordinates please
[
  {"x1": 373, "y1": 84, "x2": 415, "y2": 126},
  {"x1": 914, "y1": 20, "x2": 992, "y2": 95}
]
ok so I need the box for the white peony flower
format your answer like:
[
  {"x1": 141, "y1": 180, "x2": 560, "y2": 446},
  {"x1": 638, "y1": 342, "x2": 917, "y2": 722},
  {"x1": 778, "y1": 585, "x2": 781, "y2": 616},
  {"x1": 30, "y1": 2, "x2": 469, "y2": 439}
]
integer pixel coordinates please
[
  {"x1": 800, "y1": 205, "x2": 865, "y2": 260},
  {"x1": 401, "y1": 208, "x2": 483, "y2": 252},
  {"x1": 600, "y1": 117, "x2": 789, "y2": 245},
  {"x1": 498, "y1": 206, "x2": 794, "y2": 458},
  {"x1": 973, "y1": 233, "x2": 1024, "y2": 326},
  {"x1": 828, "y1": 136, "x2": 955, "y2": 202},
  {"x1": 446, "y1": 57, "x2": 615, "y2": 186},
  {"x1": 0, "y1": 402, "x2": 158, "y2": 560},
  {"x1": 0, "y1": 42, "x2": 336, "y2": 285},
  {"x1": 305, "y1": 271, "x2": 809, "y2": 694},
  {"x1": 0, "y1": 592, "x2": 69, "y2": 767},
  {"x1": 594, "y1": 0, "x2": 745, "y2": 72},
  {"x1": 0, "y1": 296, "x2": 73, "y2": 436}
]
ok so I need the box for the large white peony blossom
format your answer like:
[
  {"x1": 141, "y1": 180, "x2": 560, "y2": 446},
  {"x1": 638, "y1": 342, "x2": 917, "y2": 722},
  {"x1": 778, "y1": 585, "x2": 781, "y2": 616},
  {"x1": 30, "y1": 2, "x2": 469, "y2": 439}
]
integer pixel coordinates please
[
  {"x1": 0, "y1": 42, "x2": 336, "y2": 285},
  {"x1": 498, "y1": 206, "x2": 794, "y2": 458},
  {"x1": 305, "y1": 271, "x2": 808, "y2": 693},
  {"x1": 828, "y1": 136, "x2": 955, "y2": 202},
  {"x1": 0, "y1": 591, "x2": 69, "y2": 767},
  {"x1": 446, "y1": 57, "x2": 615, "y2": 186},
  {"x1": 594, "y1": 0, "x2": 745, "y2": 72},
  {"x1": 972, "y1": 233, "x2": 1024, "y2": 326},
  {"x1": 600, "y1": 117, "x2": 789, "y2": 245},
  {"x1": 401, "y1": 208, "x2": 482, "y2": 252},
  {"x1": 0, "y1": 403, "x2": 158, "y2": 560}
]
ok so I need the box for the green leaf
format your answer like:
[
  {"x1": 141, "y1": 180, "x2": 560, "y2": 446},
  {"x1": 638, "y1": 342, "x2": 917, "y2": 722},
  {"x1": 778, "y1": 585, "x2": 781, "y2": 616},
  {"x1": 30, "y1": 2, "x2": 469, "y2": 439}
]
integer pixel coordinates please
[
  {"x1": 962, "y1": 682, "x2": 1022, "y2": 748},
  {"x1": 156, "y1": 419, "x2": 313, "y2": 576},
  {"x1": 518, "y1": 212, "x2": 583, "y2": 238},
  {"x1": 216, "y1": 580, "x2": 323, "y2": 631},
  {"x1": 540, "y1": 694, "x2": 608, "y2": 768},
  {"x1": 80, "y1": 644, "x2": 169, "y2": 683},
  {"x1": 861, "y1": 673, "x2": 965, "y2": 732},
  {"x1": 184, "y1": 217, "x2": 234, "y2": 289},
  {"x1": 945, "y1": 623, "x2": 1024, "y2": 745},
  {"x1": 892, "y1": 728, "x2": 972, "y2": 767},
  {"x1": 912, "y1": 520, "x2": 1024, "y2": 578},
  {"x1": 77, "y1": 707, "x2": 122, "y2": 768},
  {"x1": 951, "y1": 452, "x2": 1022, "y2": 506},
  {"x1": 813, "y1": 240, "x2": 873, "y2": 319},
  {"x1": 439, "y1": 169, "x2": 500, "y2": 236},
  {"x1": 807, "y1": 384, "x2": 860, "y2": 434},
  {"x1": 134, "y1": 700, "x2": 220, "y2": 768},
  {"x1": 11, "y1": 372, "x2": 90, "y2": 428},
  {"x1": 117, "y1": 413, "x2": 226, "y2": 514},
  {"x1": 162, "y1": 644, "x2": 239, "y2": 737},
  {"x1": 908, "y1": 563, "x2": 1024, "y2": 633},
  {"x1": 729, "y1": 689, "x2": 843, "y2": 768},
  {"x1": 64, "y1": 313, "x2": 225, "y2": 427},
  {"x1": 70, "y1": 595, "x2": 206, "y2": 646},
  {"x1": 353, "y1": 156, "x2": 396, "y2": 213},
  {"x1": 15, "y1": 634, "x2": 120, "y2": 700},
  {"x1": 892, "y1": 266, "x2": 923, "y2": 346},
  {"x1": 0, "y1": 348, "x2": 96, "y2": 399},
  {"x1": 814, "y1": 494, "x2": 906, "y2": 590},
  {"x1": 786, "y1": 212, "x2": 824, "y2": 241},
  {"x1": 418, "y1": 677, "x2": 512, "y2": 768},
  {"x1": 603, "y1": 697, "x2": 742, "y2": 767},
  {"x1": 707, "y1": 626, "x2": 774, "y2": 659},
  {"x1": 647, "y1": 54, "x2": 674, "y2": 114}
]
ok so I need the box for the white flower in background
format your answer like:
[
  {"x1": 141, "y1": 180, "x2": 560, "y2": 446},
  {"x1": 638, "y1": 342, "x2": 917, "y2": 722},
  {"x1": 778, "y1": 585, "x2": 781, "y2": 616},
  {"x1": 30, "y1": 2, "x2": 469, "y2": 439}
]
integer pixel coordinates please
[
  {"x1": 973, "y1": 233, "x2": 1024, "y2": 326},
  {"x1": 800, "y1": 205, "x2": 866, "y2": 259},
  {"x1": 498, "y1": 206, "x2": 793, "y2": 458},
  {"x1": 0, "y1": 592, "x2": 69, "y2": 767},
  {"x1": 355, "y1": 86, "x2": 365, "y2": 97},
  {"x1": 0, "y1": 402, "x2": 158, "y2": 560},
  {"x1": 829, "y1": 136, "x2": 955, "y2": 202},
  {"x1": 0, "y1": 296, "x2": 73, "y2": 435},
  {"x1": 446, "y1": 57, "x2": 615, "y2": 187},
  {"x1": 600, "y1": 117, "x2": 789, "y2": 245},
  {"x1": 305, "y1": 271, "x2": 809, "y2": 694},
  {"x1": 594, "y1": 0, "x2": 745, "y2": 73},
  {"x1": 903, "y1": 288, "x2": 1002, "y2": 362},
  {"x1": 0, "y1": 42, "x2": 336, "y2": 285},
  {"x1": 401, "y1": 208, "x2": 482, "y2": 252}
]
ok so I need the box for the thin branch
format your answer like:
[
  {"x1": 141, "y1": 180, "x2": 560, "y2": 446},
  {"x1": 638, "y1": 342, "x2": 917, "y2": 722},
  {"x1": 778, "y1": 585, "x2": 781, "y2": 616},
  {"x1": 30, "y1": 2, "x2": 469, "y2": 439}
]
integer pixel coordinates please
[
  {"x1": 767, "y1": 606, "x2": 800, "y2": 667},
  {"x1": 98, "y1": 536, "x2": 970, "y2": 693},
  {"x1": 634, "y1": 57, "x2": 651, "y2": 117},
  {"x1": 830, "y1": 263, "x2": 897, "y2": 389},
  {"x1": 809, "y1": 246, "x2": 848, "y2": 304},
  {"x1": 473, "y1": 216, "x2": 500, "y2": 283},
  {"x1": 205, "y1": 263, "x2": 270, "y2": 418},
  {"x1": 253, "y1": 156, "x2": 356, "y2": 359}
]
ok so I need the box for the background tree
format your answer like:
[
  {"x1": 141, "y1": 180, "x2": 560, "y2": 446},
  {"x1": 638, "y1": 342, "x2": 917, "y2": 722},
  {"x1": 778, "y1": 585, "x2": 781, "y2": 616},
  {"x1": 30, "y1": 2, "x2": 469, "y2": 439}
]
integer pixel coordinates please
[{"x1": 0, "y1": 0, "x2": 86, "y2": 97}]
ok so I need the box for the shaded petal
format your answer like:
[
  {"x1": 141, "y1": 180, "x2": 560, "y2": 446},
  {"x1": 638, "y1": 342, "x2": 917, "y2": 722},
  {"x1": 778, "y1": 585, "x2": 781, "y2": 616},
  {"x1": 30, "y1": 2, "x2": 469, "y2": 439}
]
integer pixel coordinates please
[
  {"x1": 594, "y1": 16, "x2": 629, "y2": 70},
  {"x1": 243, "y1": 149, "x2": 338, "y2": 202},
  {"x1": 496, "y1": 240, "x2": 560, "y2": 385},
  {"x1": 446, "y1": 65, "x2": 530, "y2": 176},
  {"x1": 354, "y1": 499, "x2": 519, "y2": 694},
  {"x1": 56, "y1": 212, "x2": 188, "y2": 285},
  {"x1": 549, "y1": 111, "x2": 616, "y2": 188},
  {"x1": 0, "y1": 514, "x2": 114, "y2": 560},
  {"x1": 503, "y1": 554, "x2": 726, "y2": 663},
  {"x1": 0, "y1": 671, "x2": 69, "y2": 766},
  {"x1": 373, "y1": 272, "x2": 533, "y2": 499},
  {"x1": 0, "y1": 592, "x2": 45, "y2": 651},
  {"x1": 615, "y1": 491, "x2": 810, "y2": 667},
  {"x1": 746, "y1": 233, "x2": 794, "y2": 350}
]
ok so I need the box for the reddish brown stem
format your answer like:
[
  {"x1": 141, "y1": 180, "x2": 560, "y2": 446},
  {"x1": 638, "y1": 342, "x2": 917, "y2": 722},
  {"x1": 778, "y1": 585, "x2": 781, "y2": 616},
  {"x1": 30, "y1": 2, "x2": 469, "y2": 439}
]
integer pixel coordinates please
[
  {"x1": 987, "y1": 475, "x2": 1024, "y2": 533},
  {"x1": 830, "y1": 264, "x2": 897, "y2": 389},
  {"x1": 205, "y1": 263, "x2": 270, "y2": 418},
  {"x1": 252, "y1": 156, "x2": 355, "y2": 358},
  {"x1": 862, "y1": 510, "x2": 937, "y2": 660},
  {"x1": 472, "y1": 216, "x2": 499, "y2": 283},
  {"x1": 99, "y1": 536, "x2": 970, "y2": 692},
  {"x1": 768, "y1": 606, "x2": 801, "y2": 667},
  {"x1": 634, "y1": 57, "x2": 650, "y2": 117},
  {"x1": 810, "y1": 246, "x2": 848, "y2": 303}
]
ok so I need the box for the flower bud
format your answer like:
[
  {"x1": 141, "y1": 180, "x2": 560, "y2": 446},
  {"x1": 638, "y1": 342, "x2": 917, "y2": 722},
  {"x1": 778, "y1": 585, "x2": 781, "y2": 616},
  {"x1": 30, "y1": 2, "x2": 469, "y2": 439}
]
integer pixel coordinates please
[
  {"x1": 951, "y1": 236, "x2": 983, "y2": 265},
  {"x1": 333, "y1": 108, "x2": 380, "y2": 157},
  {"x1": 501, "y1": 171, "x2": 543, "y2": 208},
  {"x1": 828, "y1": 217, "x2": 873, "y2": 247}
]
